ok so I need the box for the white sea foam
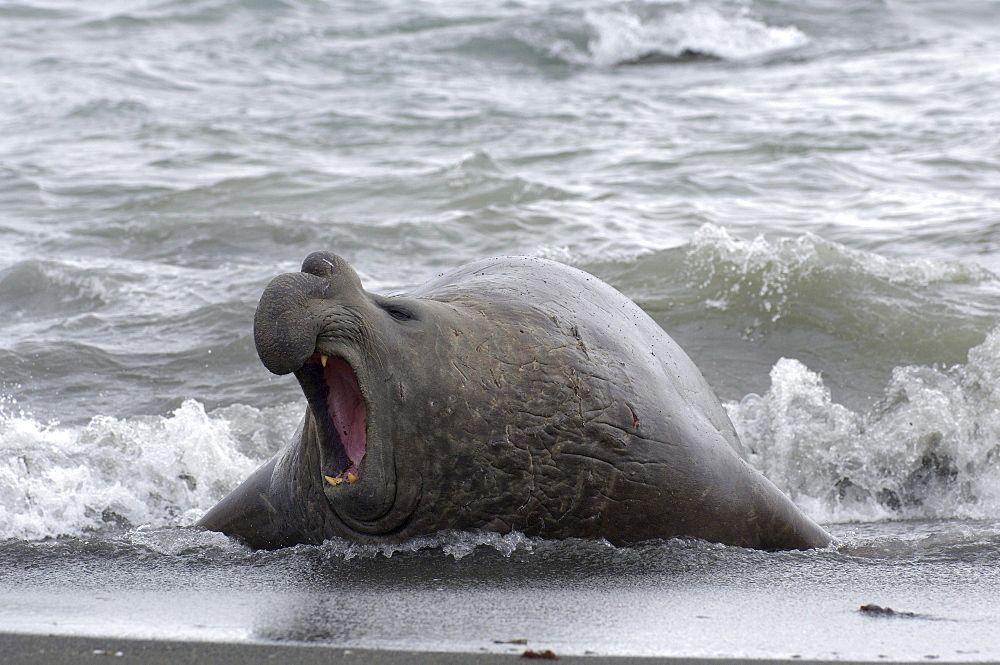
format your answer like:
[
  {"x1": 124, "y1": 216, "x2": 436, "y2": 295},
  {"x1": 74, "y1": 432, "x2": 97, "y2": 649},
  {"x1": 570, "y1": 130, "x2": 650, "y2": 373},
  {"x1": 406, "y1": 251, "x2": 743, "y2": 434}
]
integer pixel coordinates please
[
  {"x1": 583, "y1": 5, "x2": 809, "y2": 66},
  {"x1": 0, "y1": 399, "x2": 294, "y2": 541},
  {"x1": 318, "y1": 529, "x2": 537, "y2": 561},
  {"x1": 727, "y1": 327, "x2": 1000, "y2": 524}
]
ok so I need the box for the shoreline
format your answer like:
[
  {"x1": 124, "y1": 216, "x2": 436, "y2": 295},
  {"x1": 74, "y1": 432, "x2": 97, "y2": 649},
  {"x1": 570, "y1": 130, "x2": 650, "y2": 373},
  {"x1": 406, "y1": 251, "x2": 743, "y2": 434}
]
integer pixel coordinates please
[{"x1": 0, "y1": 632, "x2": 987, "y2": 665}]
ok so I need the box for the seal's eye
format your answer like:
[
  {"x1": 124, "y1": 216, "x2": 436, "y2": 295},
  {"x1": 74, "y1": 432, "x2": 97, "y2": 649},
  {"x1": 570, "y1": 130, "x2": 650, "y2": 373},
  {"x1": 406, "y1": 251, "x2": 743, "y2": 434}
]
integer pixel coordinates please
[{"x1": 382, "y1": 302, "x2": 413, "y2": 322}]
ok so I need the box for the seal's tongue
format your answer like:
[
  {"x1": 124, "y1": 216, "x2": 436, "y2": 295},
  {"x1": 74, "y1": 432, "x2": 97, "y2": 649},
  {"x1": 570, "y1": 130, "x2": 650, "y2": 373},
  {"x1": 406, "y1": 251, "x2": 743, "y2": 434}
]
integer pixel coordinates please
[{"x1": 320, "y1": 355, "x2": 366, "y2": 482}]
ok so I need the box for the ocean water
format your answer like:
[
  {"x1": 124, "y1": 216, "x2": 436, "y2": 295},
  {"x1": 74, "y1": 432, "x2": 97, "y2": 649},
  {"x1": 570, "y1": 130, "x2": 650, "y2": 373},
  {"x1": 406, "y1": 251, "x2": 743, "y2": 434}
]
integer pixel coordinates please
[{"x1": 2, "y1": 0, "x2": 1000, "y2": 659}]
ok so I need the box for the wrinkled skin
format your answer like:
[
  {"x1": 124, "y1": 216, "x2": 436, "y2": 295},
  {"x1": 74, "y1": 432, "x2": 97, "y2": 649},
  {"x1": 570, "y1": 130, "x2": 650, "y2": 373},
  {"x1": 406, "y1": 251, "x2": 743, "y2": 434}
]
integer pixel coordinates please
[{"x1": 197, "y1": 252, "x2": 831, "y2": 550}]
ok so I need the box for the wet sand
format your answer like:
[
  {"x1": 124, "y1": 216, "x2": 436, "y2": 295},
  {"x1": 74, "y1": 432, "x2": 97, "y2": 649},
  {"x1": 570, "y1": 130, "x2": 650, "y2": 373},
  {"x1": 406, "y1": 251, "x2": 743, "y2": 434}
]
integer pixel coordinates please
[
  {"x1": 4, "y1": 523, "x2": 999, "y2": 663},
  {"x1": 3, "y1": 632, "x2": 980, "y2": 665}
]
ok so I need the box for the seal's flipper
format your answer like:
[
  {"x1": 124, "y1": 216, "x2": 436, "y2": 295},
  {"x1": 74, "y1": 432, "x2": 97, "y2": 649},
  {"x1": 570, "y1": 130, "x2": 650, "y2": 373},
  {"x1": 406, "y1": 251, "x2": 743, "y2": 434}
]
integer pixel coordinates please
[{"x1": 196, "y1": 457, "x2": 297, "y2": 550}]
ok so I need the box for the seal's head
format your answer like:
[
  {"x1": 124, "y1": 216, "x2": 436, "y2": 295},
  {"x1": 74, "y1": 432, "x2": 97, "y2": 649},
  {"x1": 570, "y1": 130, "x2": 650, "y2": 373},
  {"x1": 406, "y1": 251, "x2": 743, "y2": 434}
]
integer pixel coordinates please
[
  {"x1": 199, "y1": 251, "x2": 456, "y2": 547},
  {"x1": 251, "y1": 251, "x2": 433, "y2": 538}
]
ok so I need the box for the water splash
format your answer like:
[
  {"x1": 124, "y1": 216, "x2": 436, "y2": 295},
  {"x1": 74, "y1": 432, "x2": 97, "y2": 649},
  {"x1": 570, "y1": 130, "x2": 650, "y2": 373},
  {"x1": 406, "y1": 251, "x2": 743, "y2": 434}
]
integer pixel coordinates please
[
  {"x1": 0, "y1": 399, "x2": 292, "y2": 540},
  {"x1": 728, "y1": 328, "x2": 1000, "y2": 523}
]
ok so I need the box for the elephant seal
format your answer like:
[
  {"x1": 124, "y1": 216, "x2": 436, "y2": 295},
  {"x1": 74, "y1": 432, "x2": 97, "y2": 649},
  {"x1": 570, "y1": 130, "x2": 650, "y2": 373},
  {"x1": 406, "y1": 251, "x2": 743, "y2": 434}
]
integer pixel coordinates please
[{"x1": 198, "y1": 252, "x2": 830, "y2": 551}]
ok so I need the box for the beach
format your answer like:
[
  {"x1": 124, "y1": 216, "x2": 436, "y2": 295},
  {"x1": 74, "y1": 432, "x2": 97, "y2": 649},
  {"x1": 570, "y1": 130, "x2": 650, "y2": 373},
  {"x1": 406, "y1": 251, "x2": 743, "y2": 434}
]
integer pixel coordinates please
[
  {"x1": 7, "y1": 632, "x2": 987, "y2": 665},
  {"x1": 2, "y1": 523, "x2": 999, "y2": 662}
]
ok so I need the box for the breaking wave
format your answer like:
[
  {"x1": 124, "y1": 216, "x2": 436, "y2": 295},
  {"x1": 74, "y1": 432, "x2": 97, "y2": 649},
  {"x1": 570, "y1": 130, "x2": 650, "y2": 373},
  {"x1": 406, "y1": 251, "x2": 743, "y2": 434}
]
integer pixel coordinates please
[
  {"x1": 681, "y1": 223, "x2": 994, "y2": 339},
  {"x1": 580, "y1": 4, "x2": 809, "y2": 66},
  {"x1": 0, "y1": 398, "x2": 298, "y2": 541},
  {"x1": 727, "y1": 328, "x2": 1000, "y2": 524}
]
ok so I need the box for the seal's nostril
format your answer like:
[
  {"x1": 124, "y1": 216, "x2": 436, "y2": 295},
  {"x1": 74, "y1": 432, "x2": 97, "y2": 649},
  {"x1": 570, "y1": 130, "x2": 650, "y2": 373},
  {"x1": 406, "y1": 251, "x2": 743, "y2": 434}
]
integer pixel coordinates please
[{"x1": 301, "y1": 251, "x2": 340, "y2": 278}]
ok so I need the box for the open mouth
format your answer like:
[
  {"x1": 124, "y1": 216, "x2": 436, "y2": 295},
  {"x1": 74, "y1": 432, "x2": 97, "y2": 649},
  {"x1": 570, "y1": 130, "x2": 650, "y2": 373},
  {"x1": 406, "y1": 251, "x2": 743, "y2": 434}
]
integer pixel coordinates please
[{"x1": 297, "y1": 354, "x2": 367, "y2": 487}]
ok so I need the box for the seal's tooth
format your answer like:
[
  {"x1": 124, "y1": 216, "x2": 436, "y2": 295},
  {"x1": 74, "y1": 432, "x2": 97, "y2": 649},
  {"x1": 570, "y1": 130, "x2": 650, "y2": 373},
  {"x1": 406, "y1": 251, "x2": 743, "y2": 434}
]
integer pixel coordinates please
[
  {"x1": 346, "y1": 472, "x2": 359, "y2": 484},
  {"x1": 319, "y1": 354, "x2": 328, "y2": 368},
  {"x1": 324, "y1": 475, "x2": 343, "y2": 486}
]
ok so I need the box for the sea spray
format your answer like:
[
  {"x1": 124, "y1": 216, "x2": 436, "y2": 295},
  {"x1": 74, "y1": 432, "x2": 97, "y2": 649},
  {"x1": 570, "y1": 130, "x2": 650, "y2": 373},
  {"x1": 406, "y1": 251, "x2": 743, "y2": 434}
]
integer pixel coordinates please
[
  {"x1": 728, "y1": 327, "x2": 1000, "y2": 523},
  {"x1": 0, "y1": 399, "x2": 297, "y2": 540}
]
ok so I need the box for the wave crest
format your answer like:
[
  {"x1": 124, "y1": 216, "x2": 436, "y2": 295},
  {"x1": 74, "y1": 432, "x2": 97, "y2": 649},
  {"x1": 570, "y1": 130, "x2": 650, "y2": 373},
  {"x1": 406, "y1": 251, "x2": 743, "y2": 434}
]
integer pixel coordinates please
[
  {"x1": 583, "y1": 4, "x2": 809, "y2": 66},
  {"x1": 686, "y1": 224, "x2": 990, "y2": 322}
]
